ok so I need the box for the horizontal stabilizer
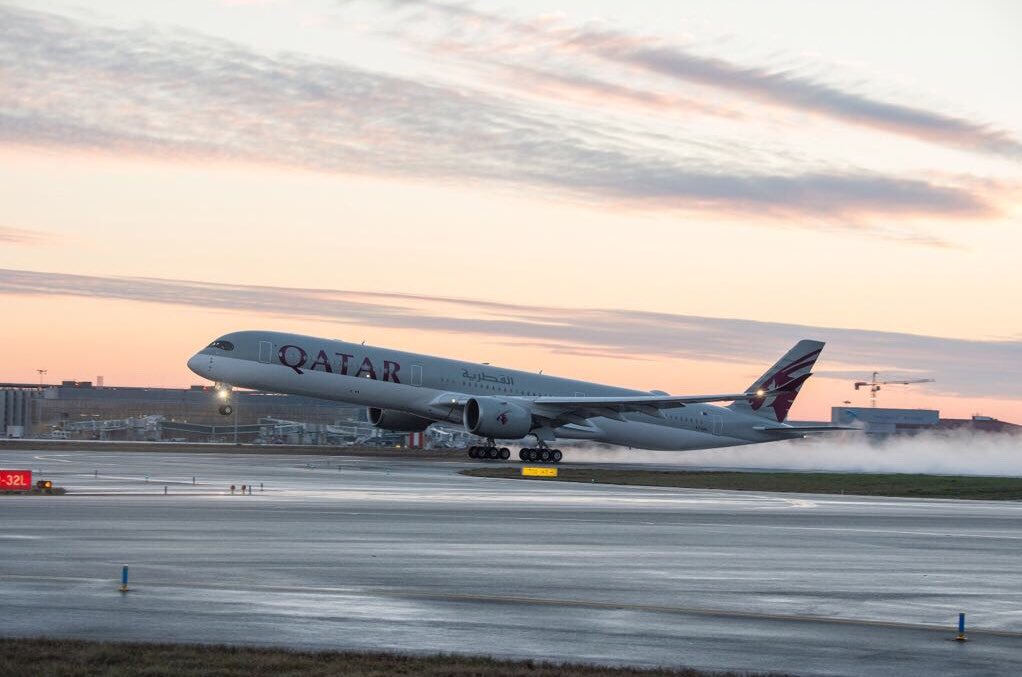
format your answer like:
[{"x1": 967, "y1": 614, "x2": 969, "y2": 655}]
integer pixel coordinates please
[{"x1": 754, "y1": 425, "x2": 859, "y2": 434}]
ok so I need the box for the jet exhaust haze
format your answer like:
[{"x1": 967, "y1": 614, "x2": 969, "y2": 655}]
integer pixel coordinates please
[{"x1": 559, "y1": 431, "x2": 1022, "y2": 477}]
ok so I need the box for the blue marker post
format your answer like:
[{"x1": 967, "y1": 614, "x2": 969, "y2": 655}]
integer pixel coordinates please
[
  {"x1": 955, "y1": 612, "x2": 967, "y2": 641},
  {"x1": 119, "y1": 565, "x2": 129, "y2": 593}
]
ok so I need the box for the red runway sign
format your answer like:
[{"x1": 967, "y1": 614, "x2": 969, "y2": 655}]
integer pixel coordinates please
[{"x1": 0, "y1": 470, "x2": 32, "y2": 491}]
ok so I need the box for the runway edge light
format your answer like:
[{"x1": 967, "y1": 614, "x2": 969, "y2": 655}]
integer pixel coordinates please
[
  {"x1": 955, "y1": 612, "x2": 967, "y2": 641},
  {"x1": 119, "y1": 566, "x2": 129, "y2": 593}
]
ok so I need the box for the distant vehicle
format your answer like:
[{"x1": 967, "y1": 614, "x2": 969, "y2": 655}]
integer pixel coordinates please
[{"x1": 188, "y1": 332, "x2": 847, "y2": 463}]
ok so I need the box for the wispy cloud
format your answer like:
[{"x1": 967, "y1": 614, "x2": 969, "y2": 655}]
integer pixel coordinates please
[
  {"x1": 611, "y1": 44, "x2": 1022, "y2": 157},
  {"x1": 0, "y1": 226, "x2": 49, "y2": 245},
  {"x1": 0, "y1": 5, "x2": 1002, "y2": 233},
  {"x1": 1, "y1": 267, "x2": 1019, "y2": 400},
  {"x1": 457, "y1": 61, "x2": 746, "y2": 120},
  {"x1": 391, "y1": 0, "x2": 1022, "y2": 158}
]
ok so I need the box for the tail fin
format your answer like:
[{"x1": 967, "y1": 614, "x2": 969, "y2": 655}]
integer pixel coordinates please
[{"x1": 729, "y1": 340, "x2": 824, "y2": 423}]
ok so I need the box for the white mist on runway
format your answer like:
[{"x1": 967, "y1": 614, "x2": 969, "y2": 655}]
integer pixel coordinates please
[{"x1": 562, "y1": 432, "x2": 1022, "y2": 476}]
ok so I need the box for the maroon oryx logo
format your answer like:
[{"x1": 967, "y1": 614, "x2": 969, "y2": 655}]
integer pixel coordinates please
[
  {"x1": 496, "y1": 411, "x2": 510, "y2": 425},
  {"x1": 748, "y1": 349, "x2": 820, "y2": 421}
]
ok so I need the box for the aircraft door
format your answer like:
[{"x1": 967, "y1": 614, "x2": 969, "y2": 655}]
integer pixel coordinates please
[
  {"x1": 411, "y1": 364, "x2": 423, "y2": 386},
  {"x1": 258, "y1": 341, "x2": 273, "y2": 363},
  {"x1": 711, "y1": 415, "x2": 723, "y2": 435}
]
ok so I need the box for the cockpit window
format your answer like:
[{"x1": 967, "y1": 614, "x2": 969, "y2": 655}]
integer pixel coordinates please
[{"x1": 208, "y1": 340, "x2": 235, "y2": 351}]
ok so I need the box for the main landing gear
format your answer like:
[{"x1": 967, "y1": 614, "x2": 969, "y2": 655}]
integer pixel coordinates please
[
  {"x1": 468, "y1": 445, "x2": 511, "y2": 460},
  {"x1": 466, "y1": 440, "x2": 562, "y2": 463},
  {"x1": 519, "y1": 448, "x2": 562, "y2": 464}
]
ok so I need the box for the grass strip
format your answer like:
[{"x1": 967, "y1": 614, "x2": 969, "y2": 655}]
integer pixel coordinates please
[
  {"x1": 0, "y1": 637, "x2": 782, "y2": 677},
  {"x1": 462, "y1": 467, "x2": 1022, "y2": 500}
]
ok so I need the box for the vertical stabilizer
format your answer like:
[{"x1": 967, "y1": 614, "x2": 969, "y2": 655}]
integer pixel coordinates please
[{"x1": 729, "y1": 340, "x2": 824, "y2": 422}]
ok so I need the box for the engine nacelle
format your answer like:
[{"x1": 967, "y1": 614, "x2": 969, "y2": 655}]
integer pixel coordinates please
[
  {"x1": 463, "y1": 397, "x2": 532, "y2": 439},
  {"x1": 368, "y1": 408, "x2": 434, "y2": 432}
]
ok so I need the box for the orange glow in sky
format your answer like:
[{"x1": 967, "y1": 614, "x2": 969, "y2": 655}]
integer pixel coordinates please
[{"x1": 1, "y1": 2, "x2": 1020, "y2": 424}]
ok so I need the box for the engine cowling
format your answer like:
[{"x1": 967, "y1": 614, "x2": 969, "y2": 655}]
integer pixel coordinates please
[
  {"x1": 368, "y1": 408, "x2": 434, "y2": 432},
  {"x1": 463, "y1": 397, "x2": 532, "y2": 439}
]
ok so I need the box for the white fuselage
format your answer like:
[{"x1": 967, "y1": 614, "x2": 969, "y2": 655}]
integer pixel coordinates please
[{"x1": 187, "y1": 330, "x2": 791, "y2": 451}]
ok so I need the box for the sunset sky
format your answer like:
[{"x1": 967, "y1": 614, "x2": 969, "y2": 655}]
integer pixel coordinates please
[{"x1": 2, "y1": 0, "x2": 1020, "y2": 421}]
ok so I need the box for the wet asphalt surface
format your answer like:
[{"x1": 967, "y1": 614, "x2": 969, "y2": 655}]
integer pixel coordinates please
[{"x1": 1, "y1": 448, "x2": 1020, "y2": 676}]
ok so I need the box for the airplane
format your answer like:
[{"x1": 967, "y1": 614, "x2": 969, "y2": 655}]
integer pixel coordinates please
[{"x1": 187, "y1": 331, "x2": 845, "y2": 463}]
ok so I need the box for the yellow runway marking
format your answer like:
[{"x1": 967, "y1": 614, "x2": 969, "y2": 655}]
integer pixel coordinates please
[{"x1": 522, "y1": 466, "x2": 558, "y2": 477}]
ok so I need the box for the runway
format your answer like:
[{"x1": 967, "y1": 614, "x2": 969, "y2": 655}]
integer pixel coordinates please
[{"x1": 2, "y1": 448, "x2": 1020, "y2": 676}]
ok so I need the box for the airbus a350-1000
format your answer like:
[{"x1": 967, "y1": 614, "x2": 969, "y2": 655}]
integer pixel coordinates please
[{"x1": 187, "y1": 332, "x2": 844, "y2": 463}]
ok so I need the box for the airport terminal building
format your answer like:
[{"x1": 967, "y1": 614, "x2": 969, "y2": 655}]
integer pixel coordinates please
[
  {"x1": 831, "y1": 406, "x2": 1021, "y2": 435},
  {"x1": 1, "y1": 381, "x2": 475, "y2": 447},
  {"x1": 1, "y1": 381, "x2": 363, "y2": 443}
]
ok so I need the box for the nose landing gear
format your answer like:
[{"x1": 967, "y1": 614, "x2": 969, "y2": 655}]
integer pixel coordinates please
[{"x1": 214, "y1": 383, "x2": 233, "y2": 416}]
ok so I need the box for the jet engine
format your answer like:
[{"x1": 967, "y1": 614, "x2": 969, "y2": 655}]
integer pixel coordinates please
[
  {"x1": 463, "y1": 397, "x2": 532, "y2": 439},
  {"x1": 367, "y1": 408, "x2": 434, "y2": 432}
]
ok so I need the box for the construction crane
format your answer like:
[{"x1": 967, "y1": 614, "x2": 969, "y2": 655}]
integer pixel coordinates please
[{"x1": 854, "y1": 372, "x2": 935, "y2": 408}]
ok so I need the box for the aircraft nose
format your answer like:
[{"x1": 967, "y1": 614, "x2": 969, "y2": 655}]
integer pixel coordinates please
[{"x1": 187, "y1": 353, "x2": 206, "y2": 377}]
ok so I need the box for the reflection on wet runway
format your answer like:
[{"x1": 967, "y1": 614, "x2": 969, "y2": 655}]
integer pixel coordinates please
[{"x1": 2, "y1": 449, "x2": 1021, "y2": 676}]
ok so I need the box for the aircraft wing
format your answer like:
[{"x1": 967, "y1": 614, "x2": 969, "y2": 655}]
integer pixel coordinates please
[
  {"x1": 533, "y1": 391, "x2": 755, "y2": 415},
  {"x1": 428, "y1": 377, "x2": 809, "y2": 427},
  {"x1": 429, "y1": 391, "x2": 755, "y2": 424},
  {"x1": 526, "y1": 379, "x2": 804, "y2": 422}
]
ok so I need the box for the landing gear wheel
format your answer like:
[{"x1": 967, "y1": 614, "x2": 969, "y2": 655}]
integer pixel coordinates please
[
  {"x1": 218, "y1": 404, "x2": 233, "y2": 416},
  {"x1": 539, "y1": 449, "x2": 552, "y2": 462},
  {"x1": 519, "y1": 449, "x2": 528, "y2": 461},
  {"x1": 499, "y1": 447, "x2": 510, "y2": 460},
  {"x1": 468, "y1": 446, "x2": 478, "y2": 459},
  {"x1": 488, "y1": 447, "x2": 500, "y2": 459},
  {"x1": 552, "y1": 449, "x2": 562, "y2": 463}
]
